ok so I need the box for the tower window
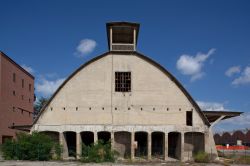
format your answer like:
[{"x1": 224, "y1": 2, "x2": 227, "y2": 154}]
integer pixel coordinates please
[
  {"x1": 186, "y1": 111, "x2": 193, "y2": 126},
  {"x1": 115, "y1": 72, "x2": 131, "y2": 92}
]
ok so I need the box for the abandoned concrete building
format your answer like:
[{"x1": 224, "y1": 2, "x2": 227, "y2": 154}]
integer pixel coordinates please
[{"x1": 30, "y1": 22, "x2": 242, "y2": 161}]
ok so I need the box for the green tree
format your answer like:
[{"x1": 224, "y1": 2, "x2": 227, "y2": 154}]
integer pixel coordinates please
[{"x1": 34, "y1": 97, "x2": 48, "y2": 116}]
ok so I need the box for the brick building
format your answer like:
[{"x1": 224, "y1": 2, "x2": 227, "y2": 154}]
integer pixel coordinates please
[{"x1": 0, "y1": 52, "x2": 34, "y2": 144}]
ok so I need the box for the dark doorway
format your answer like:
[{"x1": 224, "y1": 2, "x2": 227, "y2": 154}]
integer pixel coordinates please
[
  {"x1": 168, "y1": 132, "x2": 181, "y2": 160},
  {"x1": 114, "y1": 131, "x2": 131, "y2": 158},
  {"x1": 135, "y1": 132, "x2": 148, "y2": 157},
  {"x1": 98, "y1": 131, "x2": 111, "y2": 144},
  {"x1": 81, "y1": 131, "x2": 94, "y2": 146},
  {"x1": 64, "y1": 132, "x2": 76, "y2": 157},
  {"x1": 184, "y1": 132, "x2": 205, "y2": 156},
  {"x1": 152, "y1": 132, "x2": 164, "y2": 158}
]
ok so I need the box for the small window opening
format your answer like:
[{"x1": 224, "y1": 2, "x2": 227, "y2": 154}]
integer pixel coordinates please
[
  {"x1": 13, "y1": 91, "x2": 16, "y2": 96},
  {"x1": 153, "y1": 108, "x2": 155, "y2": 111},
  {"x1": 22, "y1": 79, "x2": 24, "y2": 88},
  {"x1": 128, "y1": 107, "x2": 130, "y2": 110},
  {"x1": 12, "y1": 107, "x2": 15, "y2": 112},
  {"x1": 115, "y1": 107, "x2": 117, "y2": 110},
  {"x1": 63, "y1": 107, "x2": 65, "y2": 110},
  {"x1": 13, "y1": 73, "x2": 16, "y2": 82},
  {"x1": 51, "y1": 107, "x2": 53, "y2": 111},
  {"x1": 29, "y1": 84, "x2": 31, "y2": 91},
  {"x1": 115, "y1": 72, "x2": 131, "y2": 92},
  {"x1": 167, "y1": 108, "x2": 169, "y2": 111},
  {"x1": 89, "y1": 107, "x2": 91, "y2": 110},
  {"x1": 141, "y1": 107, "x2": 143, "y2": 111},
  {"x1": 102, "y1": 107, "x2": 104, "y2": 110},
  {"x1": 186, "y1": 111, "x2": 193, "y2": 126},
  {"x1": 179, "y1": 108, "x2": 181, "y2": 111},
  {"x1": 76, "y1": 107, "x2": 78, "y2": 111}
]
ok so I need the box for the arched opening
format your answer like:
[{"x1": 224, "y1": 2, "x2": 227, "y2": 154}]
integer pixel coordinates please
[
  {"x1": 151, "y1": 131, "x2": 164, "y2": 159},
  {"x1": 98, "y1": 131, "x2": 111, "y2": 144},
  {"x1": 64, "y1": 131, "x2": 76, "y2": 157},
  {"x1": 81, "y1": 131, "x2": 94, "y2": 146},
  {"x1": 168, "y1": 132, "x2": 181, "y2": 160},
  {"x1": 114, "y1": 131, "x2": 131, "y2": 158},
  {"x1": 184, "y1": 132, "x2": 205, "y2": 158},
  {"x1": 135, "y1": 131, "x2": 148, "y2": 157},
  {"x1": 39, "y1": 131, "x2": 60, "y2": 158},
  {"x1": 39, "y1": 131, "x2": 59, "y2": 143}
]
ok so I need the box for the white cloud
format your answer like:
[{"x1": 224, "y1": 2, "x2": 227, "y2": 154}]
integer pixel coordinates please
[
  {"x1": 220, "y1": 112, "x2": 250, "y2": 126},
  {"x1": 75, "y1": 39, "x2": 97, "y2": 57},
  {"x1": 225, "y1": 66, "x2": 241, "y2": 77},
  {"x1": 36, "y1": 77, "x2": 65, "y2": 97},
  {"x1": 232, "y1": 66, "x2": 250, "y2": 85},
  {"x1": 21, "y1": 64, "x2": 34, "y2": 74},
  {"x1": 197, "y1": 101, "x2": 227, "y2": 111},
  {"x1": 176, "y1": 48, "x2": 216, "y2": 81}
]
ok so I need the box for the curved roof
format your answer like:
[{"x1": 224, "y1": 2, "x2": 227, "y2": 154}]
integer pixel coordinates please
[{"x1": 33, "y1": 51, "x2": 211, "y2": 126}]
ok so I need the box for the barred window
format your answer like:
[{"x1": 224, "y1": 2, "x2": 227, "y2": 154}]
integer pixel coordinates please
[{"x1": 115, "y1": 72, "x2": 131, "y2": 92}]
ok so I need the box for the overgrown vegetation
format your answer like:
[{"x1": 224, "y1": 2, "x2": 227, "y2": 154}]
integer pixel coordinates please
[
  {"x1": 193, "y1": 151, "x2": 210, "y2": 163},
  {"x1": 80, "y1": 140, "x2": 118, "y2": 163},
  {"x1": 1, "y1": 132, "x2": 61, "y2": 160}
]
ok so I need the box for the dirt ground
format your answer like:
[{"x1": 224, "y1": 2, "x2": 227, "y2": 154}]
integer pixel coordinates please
[{"x1": 0, "y1": 161, "x2": 249, "y2": 166}]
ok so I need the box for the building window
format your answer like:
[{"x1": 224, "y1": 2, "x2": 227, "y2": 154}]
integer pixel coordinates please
[
  {"x1": 13, "y1": 73, "x2": 16, "y2": 82},
  {"x1": 29, "y1": 84, "x2": 31, "y2": 91},
  {"x1": 186, "y1": 111, "x2": 193, "y2": 126},
  {"x1": 22, "y1": 79, "x2": 24, "y2": 88},
  {"x1": 13, "y1": 91, "x2": 16, "y2": 96},
  {"x1": 115, "y1": 72, "x2": 131, "y2": 92}
]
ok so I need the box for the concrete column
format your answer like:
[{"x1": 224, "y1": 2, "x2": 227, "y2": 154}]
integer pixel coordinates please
[
  {"x1": 76, "y1": 132, "x2": 82, "y2": 159},
  {"x1": 94, "y1": 131, "x2": 98, "y2": 143},
  {"x1": 147, "y1": 132, "x2": 151, "y2": 160},
  {"x1": 164, "y1": 132, "x2": 168, "y2": 161},
  {"x1": 181, "y1": 132, "x2": 185, "y2": 161},
  {"x1": 111, "y1": 131, "x2": 115, "y2": 150},
  {"x1": 131, "y1": 132, "x2": 135, "y2": 160},
  {"x1": 59, "y1": 132, "x2": 68, "y2": 159}
]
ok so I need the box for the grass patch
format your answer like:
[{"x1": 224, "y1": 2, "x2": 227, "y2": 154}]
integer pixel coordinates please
[{"x1": 193, "y1": 151, "x2": 210, "y2": 163}]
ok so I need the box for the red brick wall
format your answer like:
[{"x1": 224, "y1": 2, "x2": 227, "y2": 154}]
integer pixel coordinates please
[{"x1": 0, "y1": 52, "x2": 34, "y2": 144}]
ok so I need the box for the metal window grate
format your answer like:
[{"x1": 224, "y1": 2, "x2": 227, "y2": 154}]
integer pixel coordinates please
[{"x1": 115, "y1": 72, "x2": 131, "y2": 92}]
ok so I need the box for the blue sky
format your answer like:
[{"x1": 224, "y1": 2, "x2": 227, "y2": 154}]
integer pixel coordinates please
[{"x1": 1, "y1": 0, "x2": 250, "y2": 132}]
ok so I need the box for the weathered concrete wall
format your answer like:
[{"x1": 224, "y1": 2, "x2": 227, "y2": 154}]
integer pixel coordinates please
[{"x1": 35, "y1": 53, "x2": 204, "y2": 127}]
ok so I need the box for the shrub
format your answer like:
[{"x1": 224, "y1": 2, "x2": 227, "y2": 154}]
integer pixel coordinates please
[
  {"x1": 1, "y1": 132, "x2": 60, "y2": 161},
  {"x1": 80, "y1": 140, "x2": 118, "y2": 163},
  {"x1": 193, "y1": 151, "x2": 210, "y2": 163}
]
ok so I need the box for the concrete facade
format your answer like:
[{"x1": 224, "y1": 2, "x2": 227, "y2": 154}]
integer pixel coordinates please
[
  {"x1": 31, "y1": 22, "x2": 217, "y2": 161},
  {"x1": 0, "y1": 52, "x2": 34, "y2": 144}
]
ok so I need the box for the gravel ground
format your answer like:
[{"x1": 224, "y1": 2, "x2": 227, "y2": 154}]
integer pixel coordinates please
[
  {"x1": 1, "y1": 160, "x2": 250, "y2": 166},
  {"x1": 0, "y1": 161, "x2": 240, "y2": 166}
]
